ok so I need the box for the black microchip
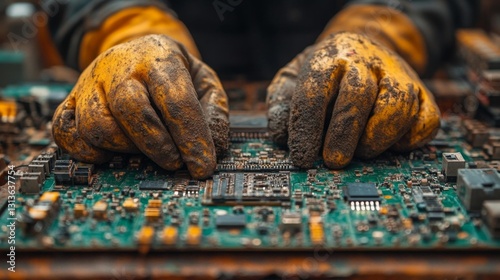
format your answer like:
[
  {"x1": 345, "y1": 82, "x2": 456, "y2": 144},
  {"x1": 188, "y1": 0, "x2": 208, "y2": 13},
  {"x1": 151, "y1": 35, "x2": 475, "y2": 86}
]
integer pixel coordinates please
[
  {"x1": 427, "y1": 212, "x2": 445, "y2": 220},
  {"x1": 186, "y1": 185, "x2": 199, "y2": 192},
  {"x1": 186, "y1": 181, "x2": 200, "y2": 192},
  {"x1": 343, "y1": 183, "x2": 380, "y2": 202},
  {"x1": 215, "y1": 214, "x2": 246, "y2": 228},
  {"x1": 424, "y1": 197, "x2": 443, "y2": 212},
  {"x1": 139, "y1": 180, "x2": 169, "y2": 190}
]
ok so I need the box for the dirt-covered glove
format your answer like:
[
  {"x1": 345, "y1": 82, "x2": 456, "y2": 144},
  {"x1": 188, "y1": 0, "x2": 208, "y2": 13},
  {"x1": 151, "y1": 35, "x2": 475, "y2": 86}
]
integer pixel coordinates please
[
  {"x1": 52, "y1": 35, "x2": 229, "y2": 179},
  {"x1": 267, "y1": 4, "x2": 440, "y2": 169}
]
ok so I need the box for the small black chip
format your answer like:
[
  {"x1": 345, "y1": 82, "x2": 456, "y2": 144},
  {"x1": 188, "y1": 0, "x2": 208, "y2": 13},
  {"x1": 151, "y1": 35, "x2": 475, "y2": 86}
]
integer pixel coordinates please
[
  {"x1": 186, "y1": 181, "x2": 200, "y2": 192},
  {"x1": 215, "y1": 214, "x2": 247, "y2": 228},
  {"x1": 344, "y1": 183, "x2": 379, "y2": 201},
  {"x1": 139, "y1": 180, "x2": 169, "y2": 190},
  {"x1": 343, "y1": 183, "x2": 380, "y2": 211},
  {"x1": 427, "y1": 212, "x2": 445, "y2": 220},
  {"x1": 424, "y1": 197, "x2": 443, "y2": 212},
  {"x1": 188, "y1": 180, "x2": 199, "y2": 186}
]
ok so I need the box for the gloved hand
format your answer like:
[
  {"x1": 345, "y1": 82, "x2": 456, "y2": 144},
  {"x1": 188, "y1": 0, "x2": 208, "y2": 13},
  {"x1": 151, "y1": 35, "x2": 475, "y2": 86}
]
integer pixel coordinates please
[
  {"x1": 52, "y1": 35, "x2": 229, "y2": 179},
  {"x1": 267, "y1": 5, "x2": 440, "y2": 169}
]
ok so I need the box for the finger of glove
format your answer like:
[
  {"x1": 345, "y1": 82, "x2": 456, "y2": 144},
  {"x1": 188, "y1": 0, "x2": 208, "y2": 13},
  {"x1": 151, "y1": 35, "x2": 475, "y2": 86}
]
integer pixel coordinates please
[
  {"x1": 355, "y1": 77, "x2": 420, "y2": 158},
  {"x1": 107, "y1": 79, "x2": 183, "y2": 171},
  {"x1": 323, "y1": 64, "x2": 378, "y2": 169},
  {"x1": 52, "y1": 91, "x2": 113, "y2": 163},
  {"x1": 391, "y1": 84, "x2": 441, "y2": 151},
  {"x1": 75, "y1": 80, "x2": 139, "y2": 153},
  {"x1": 288, "y1": 45, "x2": 345, "y2": 168},
  {"x1": 188, "y1": 54, "x2": 230, "y2": 157},
  {"x1": 267, "y1": 46, "x2": 313, "y2": 145},
  {"x1": 144, "y1": 48, "x2": 216, "y2": 179}
]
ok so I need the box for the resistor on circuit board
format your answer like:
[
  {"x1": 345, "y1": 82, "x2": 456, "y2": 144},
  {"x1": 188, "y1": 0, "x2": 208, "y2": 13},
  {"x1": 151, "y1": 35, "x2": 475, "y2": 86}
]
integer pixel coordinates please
[{"x1": 309, "y1": 215, "x2": 324, "y2": 245}]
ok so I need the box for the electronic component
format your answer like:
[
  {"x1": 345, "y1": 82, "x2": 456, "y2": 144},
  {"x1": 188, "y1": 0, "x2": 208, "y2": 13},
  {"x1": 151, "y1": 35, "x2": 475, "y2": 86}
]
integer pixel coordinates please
[
  {"x1": 31, "y1": 158, "x2": 51, "y2": 176},
  {"x1": 229, "y1": 112, "x2": 269, "y2": 141},
  {"x1": 457, "y1": 169, "x2": 500, "y2": 211},
  {"x1": 137, "y1": 226, "x2": 155, "y2": 245},
  {"x1": 309, "y1": 215, "x2": 324, "y2": 245},
  {"x1": 205, "y1": 172, "x2": 291, "y2": 205},
  {"x1": 186, "y1": 225, "x2": 202, "y2": 246},
  {"x1": 53, "y1": 159, "x2": 76, "y2": 185},
  {"x1": 73, "y1": 204, "x2": 87, "y2": 218},
  {"x1": 40, "y1": 153, "x2": 56, "y2": 168},
  {"x1": 144, "y1": 208, "x2": 161, "y2": 222},
  {"x1": 215, "y1": 214, "x2": 246, "y2": 228},
  {"x1": 216, "y1": 126, "x2": 298, "y2": 171},
  {"x1": 129, "y1": 156, "x2": 142, "y2": 169},
  {"x1": 28, "y1": 163, "x2": 46, "y2": 181},
  {"x1": 137, "y1": 226, "x2": 155, "y2": 253},
  {"x1": 485, "y1": 140, "x2": 500, "y2": 160},
  {"x1": 108, "y1": 156, "x2": 126, "y2": 169},
  {"x1": 280, "y1": 212, "x2": 302, "y2": 233},
  {"x1": 185, "y1": 181, "x2": 200, "y2": 197},
  {"x1": 19, "y1": 192, "x2": 61, "y2": 234},
  {"x1": 216, "y1": 149, "x2": 298, "y2": 171},
  {"x1": 463, "y1": 119, "x2": 489, "y2": 147},
  {"x1": 144, "y1": 199, "x2": 162, "y2": 222},
  {"x1": 162, "y1": 226, "x2": 178, "y2": 245},
  {"x1": 139, "y1": 180, "x2": 169, "y2": 190},
  {"x1": 73, "y1": 163, "x2": 94, "y2": 185},
  {"x1": 20, "y1": 172, "x2": 42, "y2": 194},
  {"x1": 413, "y1": 186, "x2": 443, "y2": 214},
  {"x1": 40, "y1": 192, "x2": 60, "y2": 203},
  {"x1": 123, "y1": 198, "x2": 139, "y2": 212},
  {"x1": 148, "y1": 199, "x2": 162, "y2": 208},
  {"x1": 482, "y1": 201, "x2": 500, "y2": 238},
  {"x1": 92, "y1": 201, "x2": 108, "y2": 220},
  {"x1": 343, "y1": 183, "x2": 380, "y2": 211},
  {"x1": 442, "y1": 152, "x2": 466, "y2": 182}
]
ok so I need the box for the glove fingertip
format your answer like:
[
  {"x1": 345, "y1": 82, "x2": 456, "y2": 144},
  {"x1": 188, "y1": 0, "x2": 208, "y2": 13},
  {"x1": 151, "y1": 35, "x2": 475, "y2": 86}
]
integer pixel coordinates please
[
  {"x1": 267, "y1": 105, "x2": 290, "y2": 146},
  {"x1": 209, "y1": 115, "x2": 230, "y2": 157},
  {"x1": 288, "y1": 133, "x2": 318, "y2": 169}
]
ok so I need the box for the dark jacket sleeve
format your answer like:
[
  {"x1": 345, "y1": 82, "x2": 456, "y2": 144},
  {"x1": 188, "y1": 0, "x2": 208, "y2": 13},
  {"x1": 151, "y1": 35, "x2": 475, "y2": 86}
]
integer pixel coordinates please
[
  {"x1": 47, "y1": 0, "x2": 478, "y2": 75},
  {"x1": 348, "y1": 0, "x2": 479, "y2": 75},
  {"x1": 46, "y1": 0, "x2": 173, "y2": 70}
]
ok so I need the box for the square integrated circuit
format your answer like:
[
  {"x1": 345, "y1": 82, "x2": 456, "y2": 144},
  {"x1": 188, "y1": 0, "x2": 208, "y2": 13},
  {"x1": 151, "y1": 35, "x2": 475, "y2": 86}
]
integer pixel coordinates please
[{"x1": 343, "y1": 183, "x2": 381, "y2": 211}]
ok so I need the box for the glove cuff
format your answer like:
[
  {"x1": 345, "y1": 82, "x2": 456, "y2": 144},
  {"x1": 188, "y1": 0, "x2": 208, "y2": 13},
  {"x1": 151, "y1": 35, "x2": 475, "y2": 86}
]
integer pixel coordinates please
[
  {"x1": 318, "y1": 4, "x2": 427, "y2": 76},
  {"x1": 79, "y1": 6, "x2": 200, "y2": 70}
]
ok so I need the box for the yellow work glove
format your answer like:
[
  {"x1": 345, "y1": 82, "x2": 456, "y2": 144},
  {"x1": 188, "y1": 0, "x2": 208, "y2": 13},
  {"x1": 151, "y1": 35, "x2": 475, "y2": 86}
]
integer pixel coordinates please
[
  {"x1": 52, "y1": 35, "x2": 229, "y2": 179},
  {"x1": 267, "y1": 4, "x2": 440, "y2": 169}
]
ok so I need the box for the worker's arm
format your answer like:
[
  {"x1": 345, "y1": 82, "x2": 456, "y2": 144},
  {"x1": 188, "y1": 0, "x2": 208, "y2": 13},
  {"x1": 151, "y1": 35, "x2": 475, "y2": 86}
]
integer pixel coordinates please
[
  {"x1": 49, "y1": 0, "x2": 229, "y2": 179},
  {"x1": 267, "y1": 0, "x2": 477, "y2": 169}
]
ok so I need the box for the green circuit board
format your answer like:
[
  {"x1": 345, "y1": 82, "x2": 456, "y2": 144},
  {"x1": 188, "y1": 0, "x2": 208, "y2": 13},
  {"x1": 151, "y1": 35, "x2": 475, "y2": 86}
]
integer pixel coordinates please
[{"x1": 2, "y1": 115, "x2": 500, "y2": 252}]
